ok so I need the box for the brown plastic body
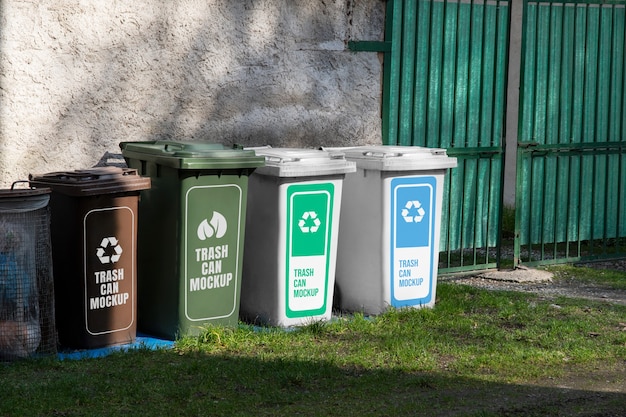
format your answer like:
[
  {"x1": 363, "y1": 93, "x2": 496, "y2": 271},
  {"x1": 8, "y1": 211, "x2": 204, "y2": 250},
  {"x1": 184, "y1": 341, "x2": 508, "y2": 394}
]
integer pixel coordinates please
[{"x1": 29, "y1": 168, "x2": 150, "y2": 349}]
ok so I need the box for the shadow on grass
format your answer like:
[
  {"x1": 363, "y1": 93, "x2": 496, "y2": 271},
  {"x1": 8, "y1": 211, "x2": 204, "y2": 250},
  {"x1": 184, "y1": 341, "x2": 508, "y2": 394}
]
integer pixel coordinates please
[{"x1": 1, "y1": 349, "x2": 624, "y2": 417}]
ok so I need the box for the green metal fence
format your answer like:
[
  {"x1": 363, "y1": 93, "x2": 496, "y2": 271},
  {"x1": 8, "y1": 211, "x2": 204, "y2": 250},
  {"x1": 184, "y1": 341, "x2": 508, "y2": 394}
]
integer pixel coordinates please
[
  {"x1": 380, "y1": 0, "x2": 512, "y2": 273},
  {"x1": 515, "y1": 0, "x2": 626, "y2": 265}
]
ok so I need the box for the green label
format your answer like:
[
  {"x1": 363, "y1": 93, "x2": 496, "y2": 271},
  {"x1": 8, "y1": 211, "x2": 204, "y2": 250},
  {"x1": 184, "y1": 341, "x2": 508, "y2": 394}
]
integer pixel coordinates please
[
  {"x1": 184, "y1": 184, "x2": 242, "y2": 322},
  {"x1": 286, "y1": 183, "x2": 334, "y2": 318}
]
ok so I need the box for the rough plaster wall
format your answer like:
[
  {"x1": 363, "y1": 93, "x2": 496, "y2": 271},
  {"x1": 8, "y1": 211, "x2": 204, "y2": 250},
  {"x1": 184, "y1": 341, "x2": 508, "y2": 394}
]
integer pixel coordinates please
[{"x1": 0, "y1": 0, "x2": 385, "y2": 186}]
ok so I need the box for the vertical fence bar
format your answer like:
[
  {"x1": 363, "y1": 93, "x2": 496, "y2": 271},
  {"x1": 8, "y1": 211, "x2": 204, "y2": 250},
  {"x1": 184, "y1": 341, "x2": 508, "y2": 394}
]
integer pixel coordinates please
[
  {"x1": 462, "y1": 0, "x2": 474, "y2": 267},
  {"x1": 550, "y1": 3, "x2": 562, "y2": 261},
  {"x1": 562, "y1": 4, "x2": 574, "y2": 259},
  {"x1": 575, "y1": 3, "x2": 586, "y2": 259},
  {"x1": 614, "y1": 4, "x2": 624, "y2": 253},
  {"x1": 602, "y1": 6, "x2": 615, "y2": 253},
  {"x1": 540, "y1": 4, "x2": 552, "y2": 261},
  {"x1": 495, "y1": 0, "x2": 508, "y2": 268},
  {"x1": 385, "y1": 0, "x2": 404, "y2": 146},
  {"x1": 589, "y1": 5, "x2": 599, "y2": 255},
  {"x1": 399, "y1": 0, "x2": 418, "y2": 146}
]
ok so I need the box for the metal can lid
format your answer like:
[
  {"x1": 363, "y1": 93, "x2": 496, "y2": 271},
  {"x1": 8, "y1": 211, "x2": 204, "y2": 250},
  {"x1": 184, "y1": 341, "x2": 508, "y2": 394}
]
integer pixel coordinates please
[{"x1": 0, "y1": 182, "x2": 51, "y2": 213}]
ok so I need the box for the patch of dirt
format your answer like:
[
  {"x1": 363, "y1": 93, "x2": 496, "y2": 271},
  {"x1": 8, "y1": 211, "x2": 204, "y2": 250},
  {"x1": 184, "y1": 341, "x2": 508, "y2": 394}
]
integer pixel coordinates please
[{"x1": 537, "y1": 363, "x2": 626, "y2": 394}]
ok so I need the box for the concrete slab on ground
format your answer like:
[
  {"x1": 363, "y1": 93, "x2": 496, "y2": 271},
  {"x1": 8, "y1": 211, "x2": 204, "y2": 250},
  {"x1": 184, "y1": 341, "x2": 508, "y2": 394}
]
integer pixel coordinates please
[{"x1": 477, "y1": 266, "x2": 554, "y2": 283}]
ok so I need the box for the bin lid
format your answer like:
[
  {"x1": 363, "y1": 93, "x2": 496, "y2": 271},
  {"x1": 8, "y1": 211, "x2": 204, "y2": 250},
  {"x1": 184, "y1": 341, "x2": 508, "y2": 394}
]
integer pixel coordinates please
[
  {"x1": 119, "y1": 140, "x2": 265, "y2": 170},
  {"x1": 248, "y1": 147, "x2": 356, "y2": 177},
  {"x1": 331, "y1": 145, "x2": 457, "y2": 171},
  {"x1": 28, "y1": 167, "x2": 151, "y2": 197},
  {"x1": 0, "y1": 183, "x2": 50, "y2": 213}
]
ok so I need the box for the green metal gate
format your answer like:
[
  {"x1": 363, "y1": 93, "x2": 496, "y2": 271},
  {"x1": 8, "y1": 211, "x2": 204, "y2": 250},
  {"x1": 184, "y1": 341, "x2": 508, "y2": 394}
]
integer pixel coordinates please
[
  {"x1": 516, "y1": 0, "x2": 626, "y2": 265},
  {"x1": 374, "y1": 0, "x2": 512, "y2": 273}
]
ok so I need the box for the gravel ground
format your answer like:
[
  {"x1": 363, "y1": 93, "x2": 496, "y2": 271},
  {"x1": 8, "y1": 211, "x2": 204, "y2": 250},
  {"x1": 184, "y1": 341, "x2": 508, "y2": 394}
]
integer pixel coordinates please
[{"x1": 441, "y1": 261, "x2": 626, "y2": 306}]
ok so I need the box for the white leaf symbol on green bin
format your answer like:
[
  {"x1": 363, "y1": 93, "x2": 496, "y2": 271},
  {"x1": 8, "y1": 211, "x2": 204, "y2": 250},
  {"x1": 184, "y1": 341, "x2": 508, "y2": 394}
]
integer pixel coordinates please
[
  {"x1": 96, "y1": 237, "x2": 123, "y2": 264},
  {"x1": 197, "y1": 211, "x2": 228, "y2": 240},
  {"x1": 298, "y1": 211, "x2": 321, "y2": 233},
  {"x1": 401, "y1": 201, "x2": 426, "y2": 223}
]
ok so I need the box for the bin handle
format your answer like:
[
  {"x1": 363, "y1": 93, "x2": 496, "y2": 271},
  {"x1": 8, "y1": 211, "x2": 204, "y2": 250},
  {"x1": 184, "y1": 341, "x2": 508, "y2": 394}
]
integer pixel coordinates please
[
  {"x1": 326, "y1": 152, "x2": 347, "y2": 160},
  {"x1": 265, "y1": 156, "x2": 301, "y2": 164},
  {"x1": 163, "y1": 142, "x2": 185, "y2": 153},
  {"x1": 362, "y1": 151, "x2": 402, "y2": 158},
  {"x1": 10, "y1": 180, "x2": 32, "y2": 190}
]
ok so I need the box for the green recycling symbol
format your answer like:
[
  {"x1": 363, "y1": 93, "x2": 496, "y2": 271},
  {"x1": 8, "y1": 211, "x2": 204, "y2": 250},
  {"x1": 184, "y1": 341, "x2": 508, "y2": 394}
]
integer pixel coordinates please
[{"x1": 298, "y1": 211, "x2": 321, "y2": 233}]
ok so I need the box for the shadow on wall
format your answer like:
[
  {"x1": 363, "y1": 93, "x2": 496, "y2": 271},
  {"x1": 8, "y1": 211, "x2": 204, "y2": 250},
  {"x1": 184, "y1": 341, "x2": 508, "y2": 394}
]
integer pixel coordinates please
[{"x1": 0, "y1": 1, "x2": 384, "y2": 181}]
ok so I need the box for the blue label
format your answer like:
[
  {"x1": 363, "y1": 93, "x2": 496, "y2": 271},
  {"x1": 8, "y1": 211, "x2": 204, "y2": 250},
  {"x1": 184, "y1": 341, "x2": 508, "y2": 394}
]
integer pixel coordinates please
[
  {"x1": 395, "y1": 184, "x2": 432, "y2": 248},
  {"x1": 390, "y1": 176, "x2": 437, "y2": 307}
]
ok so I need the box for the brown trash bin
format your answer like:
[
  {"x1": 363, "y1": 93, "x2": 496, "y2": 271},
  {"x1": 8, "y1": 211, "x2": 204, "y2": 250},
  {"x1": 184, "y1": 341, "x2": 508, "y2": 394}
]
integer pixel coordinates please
[{"x1": 29, "y1": 167, "x2": 150, "y2": 349}]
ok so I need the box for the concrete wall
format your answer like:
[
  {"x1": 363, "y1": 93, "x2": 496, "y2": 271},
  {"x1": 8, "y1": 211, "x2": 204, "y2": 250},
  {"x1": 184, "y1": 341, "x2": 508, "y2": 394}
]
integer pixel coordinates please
[{"x1": 0, "y1": 0, "x2": 385, "y2": 186}]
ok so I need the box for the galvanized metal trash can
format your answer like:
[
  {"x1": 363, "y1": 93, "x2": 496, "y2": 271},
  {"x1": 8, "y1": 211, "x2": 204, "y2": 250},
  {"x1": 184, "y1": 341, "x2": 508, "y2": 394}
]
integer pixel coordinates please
[{"x1": 0, "y1": 183, "x2": 57, "y2": 360}]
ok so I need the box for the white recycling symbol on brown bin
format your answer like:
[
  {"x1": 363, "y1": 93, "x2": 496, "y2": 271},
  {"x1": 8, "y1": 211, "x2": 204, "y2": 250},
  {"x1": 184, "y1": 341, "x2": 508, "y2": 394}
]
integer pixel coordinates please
[{"x1": 96, "y1": 237, "x2": 123, "y2": 264}]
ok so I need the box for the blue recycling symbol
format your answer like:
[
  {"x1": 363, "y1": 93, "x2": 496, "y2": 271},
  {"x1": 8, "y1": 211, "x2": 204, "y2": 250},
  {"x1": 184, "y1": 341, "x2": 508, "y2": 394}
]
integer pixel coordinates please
[{"x1": 401, "y1": 200, "x2": 426, "y2": 223}]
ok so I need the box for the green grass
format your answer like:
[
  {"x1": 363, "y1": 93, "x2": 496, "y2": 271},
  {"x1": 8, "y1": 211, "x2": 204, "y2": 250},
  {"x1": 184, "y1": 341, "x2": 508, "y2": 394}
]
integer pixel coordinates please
[
  {"x1": 1, "y1": 275, "x2": 625, "y2": 416},
  {"x1": 548, "y1": 263, "x2": 626, "y2": 290}
]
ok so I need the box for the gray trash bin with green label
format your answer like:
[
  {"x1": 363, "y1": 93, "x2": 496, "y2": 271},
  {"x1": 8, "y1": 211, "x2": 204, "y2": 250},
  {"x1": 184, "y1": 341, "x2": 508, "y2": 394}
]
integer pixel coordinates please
[
  {"x1": 120, "y1": 140, "x2": 264, "y2": 339},
  {"x1": 332, "y1": 145, "x2": 457, "y2": 315},
  {"x1": 240, "y1": 148, "x2": 355, "y2": 327}
]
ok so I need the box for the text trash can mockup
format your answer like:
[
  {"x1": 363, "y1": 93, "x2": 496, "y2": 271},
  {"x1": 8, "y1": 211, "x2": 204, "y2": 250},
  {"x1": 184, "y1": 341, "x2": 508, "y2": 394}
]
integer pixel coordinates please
[
  {"x1": 240, "y1": 148, "x2": 355, "y2": 327},
  {"x1": 120, "y1": 141, "x2": 265, "y2": 339},
  {"x1": 29, "y1": 167, "x2": 151, "y2": 349},
  {"x1": 333, "y1": 146, "x2": 457, "y2": 315}
]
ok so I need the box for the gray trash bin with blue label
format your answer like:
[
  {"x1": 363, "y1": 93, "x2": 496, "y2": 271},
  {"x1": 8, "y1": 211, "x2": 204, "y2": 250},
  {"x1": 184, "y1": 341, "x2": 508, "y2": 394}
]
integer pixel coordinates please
[
  {"x1": 240, "y1": 148, "x2": 355, "y2": 327},
  {"x1": 333, "y1": 146, "x2": 457, "y2": 315}
]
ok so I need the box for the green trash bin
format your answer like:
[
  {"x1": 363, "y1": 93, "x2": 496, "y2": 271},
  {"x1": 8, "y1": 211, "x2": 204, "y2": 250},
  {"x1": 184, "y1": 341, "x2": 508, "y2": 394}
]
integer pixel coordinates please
[{"x1": 119, "y1": 140, "x2": 265, "y2": 340}]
